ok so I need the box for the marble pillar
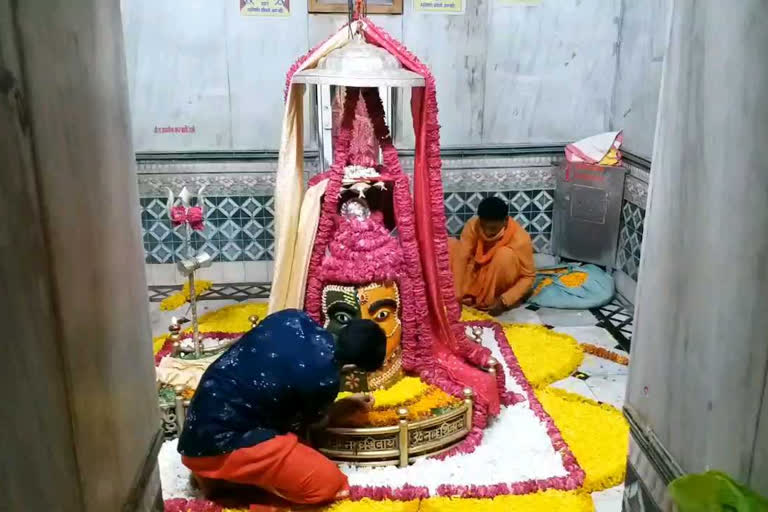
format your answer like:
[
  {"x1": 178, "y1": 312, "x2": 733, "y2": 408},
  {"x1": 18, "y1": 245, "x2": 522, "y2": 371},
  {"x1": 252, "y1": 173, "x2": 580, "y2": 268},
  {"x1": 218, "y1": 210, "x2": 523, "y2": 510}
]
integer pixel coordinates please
[
  {"x1": 626, "y1": 0, "x2": 768, "y2": 506},
  {"x1": 0, "y1": 1, "x2": 161, "y2": 510}
]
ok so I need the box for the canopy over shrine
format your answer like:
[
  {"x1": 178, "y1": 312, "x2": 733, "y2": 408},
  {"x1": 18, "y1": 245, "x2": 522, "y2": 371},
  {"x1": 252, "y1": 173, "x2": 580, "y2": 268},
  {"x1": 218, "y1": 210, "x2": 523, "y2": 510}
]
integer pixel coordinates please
[{"x1": 269, "y1": 17, "x2": 513, "y2": 459}]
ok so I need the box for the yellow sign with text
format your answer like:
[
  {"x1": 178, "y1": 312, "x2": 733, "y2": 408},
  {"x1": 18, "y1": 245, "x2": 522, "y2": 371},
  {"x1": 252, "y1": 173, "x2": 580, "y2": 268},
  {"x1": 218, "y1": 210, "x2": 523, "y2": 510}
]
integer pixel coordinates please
[
  {"x1": 240, "y1": 0, "x2": 289, "y2": 17},
  {"x1": 414, "y1": 0, "x2": 464, "y2": 14}
]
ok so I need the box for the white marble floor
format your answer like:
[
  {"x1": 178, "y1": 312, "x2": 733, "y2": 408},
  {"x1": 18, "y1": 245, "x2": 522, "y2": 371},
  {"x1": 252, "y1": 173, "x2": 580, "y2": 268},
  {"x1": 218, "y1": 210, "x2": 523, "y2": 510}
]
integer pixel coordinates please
[{"x1": 149, "y1": 297, "x2": 632, "y2": 510}]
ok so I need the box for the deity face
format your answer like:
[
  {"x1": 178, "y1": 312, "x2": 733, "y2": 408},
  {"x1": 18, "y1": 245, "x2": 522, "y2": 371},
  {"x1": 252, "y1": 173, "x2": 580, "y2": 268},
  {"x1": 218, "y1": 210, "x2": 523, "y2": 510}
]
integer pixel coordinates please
[
  {"x1": 324, "y1": 286, "x2": 361, "y2": 335},
  {"x1": 356, "y1": 282, "x2": 401, "y2": 359},
  {"x1": 322, "y1": 282, "x2": 403, "y2": 391}
]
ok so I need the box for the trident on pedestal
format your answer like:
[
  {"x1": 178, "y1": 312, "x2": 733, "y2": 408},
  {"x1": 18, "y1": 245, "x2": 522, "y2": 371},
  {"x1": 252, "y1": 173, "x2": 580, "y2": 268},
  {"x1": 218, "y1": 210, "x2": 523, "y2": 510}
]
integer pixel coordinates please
[{"x1": 167, "y1": 185, "x2": 213, "y2": 358}]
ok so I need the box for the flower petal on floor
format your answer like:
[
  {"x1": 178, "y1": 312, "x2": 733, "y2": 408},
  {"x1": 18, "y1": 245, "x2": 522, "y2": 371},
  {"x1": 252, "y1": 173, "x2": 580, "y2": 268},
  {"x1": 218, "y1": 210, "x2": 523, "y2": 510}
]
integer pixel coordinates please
[{"x1": 503, "y1": 325, "x2": 584, "y2": 388}]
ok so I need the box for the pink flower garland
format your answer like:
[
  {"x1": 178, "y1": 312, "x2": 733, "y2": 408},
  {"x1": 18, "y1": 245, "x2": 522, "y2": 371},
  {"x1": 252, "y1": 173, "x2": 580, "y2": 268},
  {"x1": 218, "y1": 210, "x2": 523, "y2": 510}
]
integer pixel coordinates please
[
  {"x1": 349, "y1": 484, "x2": 430, "y2": 501},
  {"x1": 319, "y1": 212, "x2": 404, "y2": 284},
  {"x1": 164, "y1": 498, "x2": 221, "y2": 512}
]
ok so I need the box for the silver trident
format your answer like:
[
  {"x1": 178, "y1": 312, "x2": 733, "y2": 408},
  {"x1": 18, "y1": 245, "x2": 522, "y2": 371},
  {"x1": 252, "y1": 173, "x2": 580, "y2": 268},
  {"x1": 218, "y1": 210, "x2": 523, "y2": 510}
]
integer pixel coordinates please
[{"x1": 166, "y1": 186, "x2": 212, "y2": 358}]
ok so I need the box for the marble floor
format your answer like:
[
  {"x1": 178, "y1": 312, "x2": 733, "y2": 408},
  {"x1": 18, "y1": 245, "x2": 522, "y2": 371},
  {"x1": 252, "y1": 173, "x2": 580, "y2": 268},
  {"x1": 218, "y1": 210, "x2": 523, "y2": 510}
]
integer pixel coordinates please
[{"x1": 149, "y1": 292, "x2": 634, "y2": 511}]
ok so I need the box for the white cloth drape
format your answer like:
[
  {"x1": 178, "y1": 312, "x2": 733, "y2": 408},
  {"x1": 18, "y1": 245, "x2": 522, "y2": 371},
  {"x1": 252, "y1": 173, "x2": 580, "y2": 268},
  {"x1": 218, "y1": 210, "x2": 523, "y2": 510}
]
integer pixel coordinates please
[
  {"x1": 268, "y1": 30, "x2": 350, "y2": 314},
  {"x1": 284, "y1": 178, "x2": 329, "y2": 309}
]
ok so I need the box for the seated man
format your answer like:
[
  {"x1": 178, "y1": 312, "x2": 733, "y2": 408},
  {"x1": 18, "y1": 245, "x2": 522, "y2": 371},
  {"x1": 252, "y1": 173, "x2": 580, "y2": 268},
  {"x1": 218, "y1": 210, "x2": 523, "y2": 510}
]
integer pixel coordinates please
[
  {"x1": 178, "y1": 309, "x2": 386, "y2": 510},
  {"x1": 449, "y1": 196, "x2": 536, "y2": 316}
]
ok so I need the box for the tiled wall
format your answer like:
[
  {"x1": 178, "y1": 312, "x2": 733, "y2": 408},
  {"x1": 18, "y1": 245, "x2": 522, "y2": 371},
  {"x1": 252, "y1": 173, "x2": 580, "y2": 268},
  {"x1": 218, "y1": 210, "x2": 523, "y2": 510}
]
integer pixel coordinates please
[
  {"x1": 138, "y1": 155, "x2": 561, "y2": 270},
  {"x1": 615, "y1": 159, "x2": 650, "y2": 282},
  {"x1": 138, "y1": 154, "x2": 650, "y2": 288},
  {"x1": 142, "y1": 190, "x2": 555, "y2": 264},
  {"x1": 616, "y1": 201, "x2": 646, "y2": 281},
  {"x1": 141, "y1": 196, "x2": 275, "y2": 264}
]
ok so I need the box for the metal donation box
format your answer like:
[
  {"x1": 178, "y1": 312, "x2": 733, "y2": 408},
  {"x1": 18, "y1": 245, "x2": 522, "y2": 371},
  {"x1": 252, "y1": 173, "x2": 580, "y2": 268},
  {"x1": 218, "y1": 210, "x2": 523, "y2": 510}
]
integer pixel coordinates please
[{"x1": 553, "y1": 163, "x2": 626, "y2": 268}]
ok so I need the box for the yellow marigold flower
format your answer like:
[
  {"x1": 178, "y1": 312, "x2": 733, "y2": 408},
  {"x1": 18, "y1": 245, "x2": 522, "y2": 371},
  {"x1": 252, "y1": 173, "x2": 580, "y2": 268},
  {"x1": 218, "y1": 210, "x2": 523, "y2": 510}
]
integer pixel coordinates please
[
  {"x1": 197, "y1": 302, "x2": 268, "y2": 334},
  {"x1": 503, "y1": 324, "x2": 583, "y2": 388},
  {"x1": 159, "y1": 280, "x2": 214, "y2": 311},
  {"x1": 532, "y1": 277, "x2": 554, "y2": 296},
  {"x1": 226, "y1": 492, "x2": 592, "y2": 512},
  {"x1": 582, "y1": 343, "x2": 629, "y2": 365},
  {"x1": 460, "y1": 307, "x2": 493, "y2": 322},
  {"x1": 153, "y1": 303, "x2": 270, "y2": 356},
  {"x1": 341, "y1": 387, "x2": 461, "y2": 427},
  {"x1": 537, "y1": 387, "x2": 629, "y2": 492},
  {"x1": 336, "y1": 377, "x2": 431, "y2": 409},
  {"x1": 419, "y1": 491, "x2": 593, "y2": 512},
  {"x1": 559, "y1": 271, "x2": 588, "y2": 288},
  {"x1": 159, "y1": 293, "x2": 187, "y2": 312}
]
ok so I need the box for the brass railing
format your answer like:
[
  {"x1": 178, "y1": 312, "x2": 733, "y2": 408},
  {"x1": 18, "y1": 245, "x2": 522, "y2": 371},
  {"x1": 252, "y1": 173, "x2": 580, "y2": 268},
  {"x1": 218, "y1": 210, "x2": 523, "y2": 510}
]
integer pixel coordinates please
[{"x1": 309, "y1": 389, "x2": 474, "y2": 467}]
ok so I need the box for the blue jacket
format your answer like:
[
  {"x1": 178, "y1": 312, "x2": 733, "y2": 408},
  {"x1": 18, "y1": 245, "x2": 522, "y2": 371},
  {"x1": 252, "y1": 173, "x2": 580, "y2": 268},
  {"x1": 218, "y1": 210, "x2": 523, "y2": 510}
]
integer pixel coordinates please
[{"x1": 178, "y1": 309, "x2": 340, "y2": 457}]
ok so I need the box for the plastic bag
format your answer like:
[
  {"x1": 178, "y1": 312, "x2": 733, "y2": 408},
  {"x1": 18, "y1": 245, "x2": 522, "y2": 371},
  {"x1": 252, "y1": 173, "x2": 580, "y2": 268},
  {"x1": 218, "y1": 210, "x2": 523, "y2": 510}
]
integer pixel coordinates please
[{"x1": 668, "y1": 471, "x2": 768, "y2": 512}]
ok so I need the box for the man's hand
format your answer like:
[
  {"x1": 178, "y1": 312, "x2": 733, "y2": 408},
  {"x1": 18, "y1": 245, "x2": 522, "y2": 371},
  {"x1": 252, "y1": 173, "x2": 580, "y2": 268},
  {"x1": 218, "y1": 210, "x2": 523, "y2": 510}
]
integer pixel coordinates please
[
  {"x1": 346, "y1": 393, "x2": 375, "y2": 411},
  {"x1": 488, "y1": 299, "x2": 508, "y2": 317},
  {"x1": 327, "y1": 393, "x2": 375, "y2": 426}
]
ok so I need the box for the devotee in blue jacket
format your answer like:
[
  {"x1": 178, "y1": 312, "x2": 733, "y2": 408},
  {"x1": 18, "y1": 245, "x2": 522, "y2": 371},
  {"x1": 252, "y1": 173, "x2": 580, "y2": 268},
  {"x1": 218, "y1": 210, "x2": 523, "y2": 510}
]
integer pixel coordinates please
[{"x1": 178, "y1": 308, "x2": 386, "y2": 506}]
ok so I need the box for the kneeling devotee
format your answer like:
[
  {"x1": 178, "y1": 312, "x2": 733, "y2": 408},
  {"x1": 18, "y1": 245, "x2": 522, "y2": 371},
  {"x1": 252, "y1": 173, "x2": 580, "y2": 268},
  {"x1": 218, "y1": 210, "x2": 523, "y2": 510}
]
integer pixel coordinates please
[
  {"x1": 449, "y1": 196, "x2": 536, "y2": 316},
  {"x1": 178, "y1": 309, "x2": 386, "y2": 509}
]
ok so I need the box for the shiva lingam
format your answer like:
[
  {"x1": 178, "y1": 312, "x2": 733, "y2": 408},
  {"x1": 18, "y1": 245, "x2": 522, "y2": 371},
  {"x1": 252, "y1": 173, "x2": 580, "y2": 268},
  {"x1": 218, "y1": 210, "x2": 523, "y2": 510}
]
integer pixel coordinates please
[
  {"x1": 272, "y1": 16, "x2": 507, "y2": 466},
  {"x1": 319, "y1": 193, "x2": 404, "y2": 393},
  {"x1": 302, "y1": 89, "x2": 493, "y2": 465}
]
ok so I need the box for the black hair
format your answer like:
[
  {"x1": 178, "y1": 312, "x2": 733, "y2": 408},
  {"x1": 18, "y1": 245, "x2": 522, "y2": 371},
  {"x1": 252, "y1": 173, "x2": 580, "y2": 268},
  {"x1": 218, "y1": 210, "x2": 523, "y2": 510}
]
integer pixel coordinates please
[
  {"x1": 477, "y1": 196, "x2": 508, "y2": 221},
  {"x1": 336, "y1": 319, "x2": 387, "y2": 372}
]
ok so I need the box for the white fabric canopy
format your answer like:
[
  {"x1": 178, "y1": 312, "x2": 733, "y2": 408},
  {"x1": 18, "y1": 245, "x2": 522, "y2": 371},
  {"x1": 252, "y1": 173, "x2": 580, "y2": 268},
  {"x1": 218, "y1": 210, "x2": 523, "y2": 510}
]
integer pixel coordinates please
[{"x1": 269, "y1": 30, "x2": 350, "y2": 313}]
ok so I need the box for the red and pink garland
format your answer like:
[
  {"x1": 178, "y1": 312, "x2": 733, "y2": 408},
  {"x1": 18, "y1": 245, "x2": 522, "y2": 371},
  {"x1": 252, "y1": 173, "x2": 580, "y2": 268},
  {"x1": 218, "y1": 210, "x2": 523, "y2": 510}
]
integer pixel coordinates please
[
  {"x1": 302, "y1": 87, "x2": 503, "y2": 448},
  {"x1": 319, "y1": 211, "x2": 403, "y2": 285},
  {"x1": 284, "y1": 21, "x2": 508, "y2": 450}
]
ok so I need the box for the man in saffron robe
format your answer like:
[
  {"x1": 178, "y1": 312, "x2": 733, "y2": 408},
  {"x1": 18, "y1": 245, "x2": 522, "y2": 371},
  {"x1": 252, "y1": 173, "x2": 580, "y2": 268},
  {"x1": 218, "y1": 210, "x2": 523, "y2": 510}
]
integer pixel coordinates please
[
  {"x1": 449, "y1": 197, "x2": 536, "y2": 316},
  {"x1": 178, "y1": 309, "x2": 386, "y2": 510}
]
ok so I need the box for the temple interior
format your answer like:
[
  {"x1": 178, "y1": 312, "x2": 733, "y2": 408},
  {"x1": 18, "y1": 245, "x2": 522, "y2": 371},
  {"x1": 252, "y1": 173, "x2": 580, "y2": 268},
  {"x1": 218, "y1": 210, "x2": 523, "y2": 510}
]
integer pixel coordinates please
[{"x1": 3, "y1": 1, "x2": 768, "y2": 512}]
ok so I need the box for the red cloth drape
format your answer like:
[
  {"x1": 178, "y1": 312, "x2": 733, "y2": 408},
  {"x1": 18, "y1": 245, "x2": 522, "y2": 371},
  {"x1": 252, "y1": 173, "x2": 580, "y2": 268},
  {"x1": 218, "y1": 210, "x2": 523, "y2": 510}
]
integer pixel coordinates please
[{"x1": 361, "y1": 21, "x2": 500, "y2": 416}]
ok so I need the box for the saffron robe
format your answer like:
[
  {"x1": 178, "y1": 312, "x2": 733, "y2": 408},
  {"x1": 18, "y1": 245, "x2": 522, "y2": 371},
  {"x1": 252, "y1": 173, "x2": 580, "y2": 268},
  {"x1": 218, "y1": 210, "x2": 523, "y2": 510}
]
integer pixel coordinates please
[{"x1": 449, "y1": 217, "x2": 536, "y2": 309}]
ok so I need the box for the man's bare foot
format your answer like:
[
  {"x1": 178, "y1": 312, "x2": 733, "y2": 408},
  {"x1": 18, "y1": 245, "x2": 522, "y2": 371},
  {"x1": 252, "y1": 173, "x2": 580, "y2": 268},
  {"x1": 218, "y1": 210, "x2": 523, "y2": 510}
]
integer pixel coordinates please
[{"x1": 191, "y1": 474, "x2": 224, "y2": 498}]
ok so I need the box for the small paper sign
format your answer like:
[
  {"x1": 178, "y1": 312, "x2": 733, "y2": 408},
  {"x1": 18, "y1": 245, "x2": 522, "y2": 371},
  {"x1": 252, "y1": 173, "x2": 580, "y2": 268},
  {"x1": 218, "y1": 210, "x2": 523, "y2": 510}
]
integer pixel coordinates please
[
  {"x1": 414, "y1": 0, "x2": 464, "y2": 14},
  {"x1": 240, "y1": 0, "x2": 289, "y2": 17}
]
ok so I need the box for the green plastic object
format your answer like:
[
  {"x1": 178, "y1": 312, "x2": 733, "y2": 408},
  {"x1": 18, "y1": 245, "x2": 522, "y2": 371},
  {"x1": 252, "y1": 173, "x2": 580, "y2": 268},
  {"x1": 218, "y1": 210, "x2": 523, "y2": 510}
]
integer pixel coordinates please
[{"x1": 668, "y1": 471, "x2": 768, "y2": 512}]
